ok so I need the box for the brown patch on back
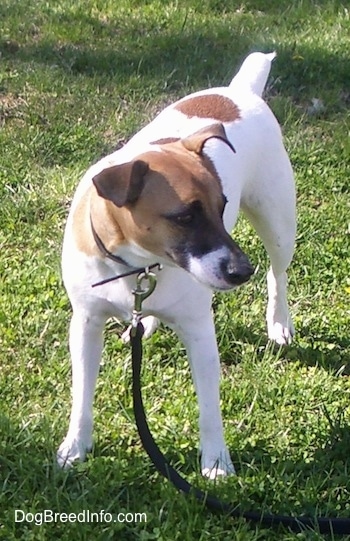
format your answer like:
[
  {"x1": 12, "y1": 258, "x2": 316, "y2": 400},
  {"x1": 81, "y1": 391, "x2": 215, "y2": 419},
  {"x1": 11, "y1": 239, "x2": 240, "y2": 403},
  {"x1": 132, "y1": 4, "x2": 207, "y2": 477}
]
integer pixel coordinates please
[
  {"x1": 150, "y1": 137, "x2": 180, "y2": 145},
  {"x1": 175, "y1": 94, "x2": 240, "y2": 123}
]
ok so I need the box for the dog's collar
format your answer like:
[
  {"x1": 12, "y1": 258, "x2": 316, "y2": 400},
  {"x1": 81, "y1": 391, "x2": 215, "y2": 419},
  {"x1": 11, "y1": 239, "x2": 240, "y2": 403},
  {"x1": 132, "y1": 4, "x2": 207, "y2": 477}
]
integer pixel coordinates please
[
  {"x1": 90, "y1": 215, "x2": 132, "y2": 268},
  {"x1": 90, "y1": 216, "x2": 163, "y2": 288}
]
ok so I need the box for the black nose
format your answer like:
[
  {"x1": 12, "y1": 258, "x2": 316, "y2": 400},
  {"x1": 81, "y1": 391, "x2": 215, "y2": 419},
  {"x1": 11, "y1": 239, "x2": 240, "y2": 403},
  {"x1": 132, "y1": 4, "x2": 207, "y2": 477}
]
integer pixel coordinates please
[{"x1": 220, "y1": 254, "x2": 254, "y2": 286}]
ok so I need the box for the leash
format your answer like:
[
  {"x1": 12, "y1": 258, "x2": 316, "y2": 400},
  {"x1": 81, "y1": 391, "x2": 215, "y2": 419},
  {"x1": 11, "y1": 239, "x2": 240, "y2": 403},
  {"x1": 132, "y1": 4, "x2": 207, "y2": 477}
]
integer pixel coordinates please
[
  {"x1": 91, "y1": 264, "x2": 350, "y2": 534},
  {"x1": 127, "y1": 271, "x2": 350, "y2": 536}
]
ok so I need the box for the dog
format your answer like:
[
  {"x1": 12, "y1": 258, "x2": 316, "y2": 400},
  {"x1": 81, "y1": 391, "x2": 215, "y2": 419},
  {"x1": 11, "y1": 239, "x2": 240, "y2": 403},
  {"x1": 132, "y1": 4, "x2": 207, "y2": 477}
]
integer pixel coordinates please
[{"x1": 57, "y1": 52, "x2": 296, "y2": 479}]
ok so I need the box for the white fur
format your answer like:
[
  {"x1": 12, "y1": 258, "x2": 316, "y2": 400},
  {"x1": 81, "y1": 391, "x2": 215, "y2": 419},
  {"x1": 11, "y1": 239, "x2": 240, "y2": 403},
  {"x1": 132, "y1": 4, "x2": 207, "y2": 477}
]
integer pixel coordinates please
[
  {"x1": 229, "y1": 51, "x2": 277, "y2": 96},
  {"x1": 58, "y1": 52, "x2": 296, "y2": 479}
]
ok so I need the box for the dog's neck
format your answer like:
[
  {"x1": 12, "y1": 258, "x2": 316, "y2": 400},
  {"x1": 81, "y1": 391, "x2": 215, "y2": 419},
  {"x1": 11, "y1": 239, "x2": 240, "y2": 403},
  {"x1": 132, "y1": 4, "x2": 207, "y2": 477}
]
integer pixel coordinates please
[
  {"x1": 89, "y1": 193, "x2": 161, "y2": 270},
  {"x1": 89, "y1": 215, "x2": 132, "y2": 267},
  {"x1": 72, "y1": 185, "x2": 132, "y2": 265}
]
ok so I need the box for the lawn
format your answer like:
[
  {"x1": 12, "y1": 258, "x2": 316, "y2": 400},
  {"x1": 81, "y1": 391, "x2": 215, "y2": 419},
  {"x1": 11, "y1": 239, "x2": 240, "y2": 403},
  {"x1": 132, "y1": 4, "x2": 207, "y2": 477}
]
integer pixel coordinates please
[{"x1": 0, "y1": 0, "x2": 349, "y2": 539}]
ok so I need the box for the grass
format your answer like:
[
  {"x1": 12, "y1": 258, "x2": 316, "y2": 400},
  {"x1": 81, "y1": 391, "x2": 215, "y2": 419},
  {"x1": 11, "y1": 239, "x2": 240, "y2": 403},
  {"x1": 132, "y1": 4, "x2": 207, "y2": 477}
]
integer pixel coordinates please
[{"x1": 0, "y1": 0, "x2": 349, "y2": 539}]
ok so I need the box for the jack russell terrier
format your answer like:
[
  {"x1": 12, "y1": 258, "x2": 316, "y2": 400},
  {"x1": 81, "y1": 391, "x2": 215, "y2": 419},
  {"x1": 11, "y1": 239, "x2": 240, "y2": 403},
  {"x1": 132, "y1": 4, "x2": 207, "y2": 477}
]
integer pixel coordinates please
[{"x1": 58, "y1": 52, "x2": 296, "y2": 478}]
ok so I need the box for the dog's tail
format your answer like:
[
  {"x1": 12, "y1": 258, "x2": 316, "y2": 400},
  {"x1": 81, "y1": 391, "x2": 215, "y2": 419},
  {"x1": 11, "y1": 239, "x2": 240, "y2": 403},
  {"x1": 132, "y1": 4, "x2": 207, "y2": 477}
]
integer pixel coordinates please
[{"x1": 229, "y1": 52, "x2": 276, "y2": 97}]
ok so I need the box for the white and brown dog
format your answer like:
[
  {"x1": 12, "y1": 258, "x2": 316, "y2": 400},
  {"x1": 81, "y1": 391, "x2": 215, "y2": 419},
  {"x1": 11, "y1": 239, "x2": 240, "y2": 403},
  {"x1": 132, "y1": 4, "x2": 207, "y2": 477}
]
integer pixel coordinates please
[{"x1": 58, "y1": 52, "x2": 296, "y2": 478}]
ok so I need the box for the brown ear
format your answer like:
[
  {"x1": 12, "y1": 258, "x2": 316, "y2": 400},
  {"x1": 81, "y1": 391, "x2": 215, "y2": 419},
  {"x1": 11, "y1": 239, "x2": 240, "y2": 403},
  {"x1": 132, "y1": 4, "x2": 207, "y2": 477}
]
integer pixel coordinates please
[
  {"x1": 181, "y1": 123, "x2": 236, "y2": 155},
  {"x1": 92, "y1": 160, "x2": 149, "y2": 207}
]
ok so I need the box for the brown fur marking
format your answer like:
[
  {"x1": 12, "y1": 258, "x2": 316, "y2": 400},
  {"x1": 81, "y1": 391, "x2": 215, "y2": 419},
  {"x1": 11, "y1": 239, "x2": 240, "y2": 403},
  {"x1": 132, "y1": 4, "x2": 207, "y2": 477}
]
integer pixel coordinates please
[
  {"x1": 72, "y1": 187, "x2": 100, "y2": 257},
  {"x1": 175, "y1": 94, "x2": 240, "y2": 123},
  {"x1": 72, "y1": 130, "x2": 226, "y2": 260},
  {"x1": 72, "y1": 186, "x2": 125, "y2": 257}
]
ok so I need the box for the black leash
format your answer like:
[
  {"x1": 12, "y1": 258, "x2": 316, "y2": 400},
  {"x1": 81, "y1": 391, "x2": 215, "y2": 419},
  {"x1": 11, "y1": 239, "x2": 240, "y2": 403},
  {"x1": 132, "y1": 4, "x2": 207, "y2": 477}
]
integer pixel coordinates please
[
  {"x1": 131, "y1": 321, "x2": 350, "y2": 535},
  {"x1": 90, "y1": 254, "x2": 350, "y2": 535},
  {"x1": 91, "y1": 263, "x2": 161, "y2": 288}
]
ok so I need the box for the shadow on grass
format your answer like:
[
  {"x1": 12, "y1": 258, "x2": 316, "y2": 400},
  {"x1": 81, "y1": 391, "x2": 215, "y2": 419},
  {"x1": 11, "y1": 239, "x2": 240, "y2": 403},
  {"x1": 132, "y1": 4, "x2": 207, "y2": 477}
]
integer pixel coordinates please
[
  {"x1": 0, "y1": 8, "x2": 349, "y2": 98},
  {"x1": 229, "y1": 424, "x2": 350, "y2": 518},
  {"x1": 285, "y1": 331, "x2": 350, "y2": 375},
  {"x1": 218, "y1": 319, "x2": 350, "y2": 375},
  {"x1": 2, "y1": 409, "x2": 350, "y2": 538}
]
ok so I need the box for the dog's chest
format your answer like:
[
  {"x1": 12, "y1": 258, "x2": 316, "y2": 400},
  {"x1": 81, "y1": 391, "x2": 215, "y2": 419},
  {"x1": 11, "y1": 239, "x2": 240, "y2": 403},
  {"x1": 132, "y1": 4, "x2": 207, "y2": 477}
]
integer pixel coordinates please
[{"x1": 88, "y1": 264, "x2": 209, "y2": 326}]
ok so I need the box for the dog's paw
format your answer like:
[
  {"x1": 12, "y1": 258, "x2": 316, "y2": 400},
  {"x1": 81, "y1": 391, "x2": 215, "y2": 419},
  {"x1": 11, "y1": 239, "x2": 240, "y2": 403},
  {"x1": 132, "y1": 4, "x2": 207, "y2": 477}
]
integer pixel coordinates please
[
  {"x1": 122, "y1": 316, "x2": 159, "y2": 343},
  {"x1": 266, "y1": 270, "x2": 294, "y2": 345},
  {"x1": 201, "y1": 448, "x2": 235, "y2": 479},
  {"x1": 267, "y1": 318, "x2": 295, "y2": 345},
  {"x1": 57, "y1": 437, "x2": 92, "y2": 469}
]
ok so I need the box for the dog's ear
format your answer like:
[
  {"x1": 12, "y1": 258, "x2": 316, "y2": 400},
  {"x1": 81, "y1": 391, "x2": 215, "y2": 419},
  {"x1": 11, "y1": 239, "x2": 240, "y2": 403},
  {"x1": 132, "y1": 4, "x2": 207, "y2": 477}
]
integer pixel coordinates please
[
  {"x1": 92, "y1": 160, "x2": 149, "y2": 207},
  {"x1": 181, "y1": 123, "x2": 236, "y2": 155}
]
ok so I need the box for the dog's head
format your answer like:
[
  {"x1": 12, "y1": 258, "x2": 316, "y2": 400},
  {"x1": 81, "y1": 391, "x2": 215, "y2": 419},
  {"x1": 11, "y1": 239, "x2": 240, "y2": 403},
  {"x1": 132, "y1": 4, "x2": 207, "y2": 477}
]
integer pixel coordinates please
[{"x1": 92, "y1": 123, "x2": 253, "y2": 290}]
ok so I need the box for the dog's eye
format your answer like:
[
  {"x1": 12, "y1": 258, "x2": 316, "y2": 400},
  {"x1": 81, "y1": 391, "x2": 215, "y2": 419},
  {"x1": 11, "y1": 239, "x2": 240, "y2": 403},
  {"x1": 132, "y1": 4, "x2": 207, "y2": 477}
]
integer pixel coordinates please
[
  {"x1": 174, "y1": 212, "x2": 195, "y2": 225},
  {"x1": 166, "y1": 201, "x2": 202, "y2": 227}
]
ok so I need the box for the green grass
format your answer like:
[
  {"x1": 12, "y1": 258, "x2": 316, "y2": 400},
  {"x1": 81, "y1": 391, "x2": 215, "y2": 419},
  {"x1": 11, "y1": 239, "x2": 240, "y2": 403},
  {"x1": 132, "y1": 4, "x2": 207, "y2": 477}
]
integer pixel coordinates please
[{"x1": 1, "y1": 0, "x2": 350, "y2": 539}]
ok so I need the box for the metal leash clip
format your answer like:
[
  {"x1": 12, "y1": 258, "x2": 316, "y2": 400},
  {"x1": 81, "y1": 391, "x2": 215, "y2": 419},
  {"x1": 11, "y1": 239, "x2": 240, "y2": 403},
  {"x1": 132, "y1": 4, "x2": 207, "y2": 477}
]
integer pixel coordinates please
[{"x1": 131, "y1": 268, "x2": 157, "y2": 336}]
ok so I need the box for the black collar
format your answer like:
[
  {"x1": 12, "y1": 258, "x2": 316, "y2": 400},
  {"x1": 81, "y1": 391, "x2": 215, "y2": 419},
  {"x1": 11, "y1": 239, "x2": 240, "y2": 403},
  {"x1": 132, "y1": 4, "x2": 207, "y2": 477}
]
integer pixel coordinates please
[
  {"x1": 90, "y1": 215, "x2": 131, "y2": 267},
  {"x1": 90, "y1": 215, "x2": 162, "y2": 289}
]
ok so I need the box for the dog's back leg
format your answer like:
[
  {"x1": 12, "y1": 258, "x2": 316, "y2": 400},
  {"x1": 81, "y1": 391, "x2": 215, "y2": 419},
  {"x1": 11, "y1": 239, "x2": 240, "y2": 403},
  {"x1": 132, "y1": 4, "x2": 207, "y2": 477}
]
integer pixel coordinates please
[
  {"x1": 122, "y1": 315, "x2": 159, "y2": 343},
  {"x1": 242, "y1": 150, "x2": 296, "y2": 345}
]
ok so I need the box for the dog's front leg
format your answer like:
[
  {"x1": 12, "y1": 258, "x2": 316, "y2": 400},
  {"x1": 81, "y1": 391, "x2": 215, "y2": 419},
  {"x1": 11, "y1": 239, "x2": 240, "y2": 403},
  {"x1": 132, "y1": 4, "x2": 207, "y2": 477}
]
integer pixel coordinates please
[
  {"x1": 174, "y1": 315, "x2": 235, "y2": 479},
  {"x1": 57, "y1": 310, "x2": 105, "y2": 468}
]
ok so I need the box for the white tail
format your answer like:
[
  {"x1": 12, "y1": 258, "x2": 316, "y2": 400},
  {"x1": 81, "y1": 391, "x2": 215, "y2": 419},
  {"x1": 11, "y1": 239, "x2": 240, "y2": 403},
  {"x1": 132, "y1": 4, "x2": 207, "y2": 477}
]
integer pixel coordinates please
[{"x1": 229, "y1": 52, "x2": 276, "y2": 97}]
